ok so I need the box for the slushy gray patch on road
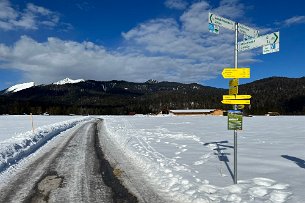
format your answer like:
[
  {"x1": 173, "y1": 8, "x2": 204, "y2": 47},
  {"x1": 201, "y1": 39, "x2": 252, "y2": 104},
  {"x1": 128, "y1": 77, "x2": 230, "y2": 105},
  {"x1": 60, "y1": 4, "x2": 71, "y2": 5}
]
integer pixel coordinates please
[{"x1": 29, "y1": 172, "x2": 64, "y2": 203}]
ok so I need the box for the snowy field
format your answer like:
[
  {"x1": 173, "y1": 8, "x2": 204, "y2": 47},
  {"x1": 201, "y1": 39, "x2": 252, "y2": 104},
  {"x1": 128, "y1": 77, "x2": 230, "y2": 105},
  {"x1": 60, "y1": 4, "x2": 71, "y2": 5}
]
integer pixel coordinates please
[
  {"x1": 0, "y1": 115, "x2": 304, "y2": 202},
  {"x1": 0, "y1": 115, "x2": 83, "y2": 140},
  {"x1": 0, "y1": 115, "x2": 90, "y2": 172},
  {"x1": 101, "y1": 115, "x2": 305, "y2": 203}
]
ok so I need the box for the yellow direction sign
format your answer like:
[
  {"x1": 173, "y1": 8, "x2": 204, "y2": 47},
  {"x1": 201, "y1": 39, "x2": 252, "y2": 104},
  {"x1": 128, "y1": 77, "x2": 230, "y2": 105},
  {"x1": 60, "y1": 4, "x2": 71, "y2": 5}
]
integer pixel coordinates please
[
  {"x1": 229, "y1": 86, "x2": 238, "y2": 95},
  {"x1": 235, "y1": 95, "x2": 252, "y2": 99},
  {"x1": 237, "y1": 105, "x2": 245, "y2": 109},
  {"x1": 229, "y1": 78, "x2": 239, "y2": 87},
  {"x1": 223, "y1": 95, "x2": 252, "y2": 100},
  {"x1": 223, "y1": 95, "x2": 236, "y2": 100},
  {"x1": 222, "y1": 99, "x2": 250, "y2": 105},
  {"x1": 222, "y1": 68, "x2": 250, "y2": 79}
]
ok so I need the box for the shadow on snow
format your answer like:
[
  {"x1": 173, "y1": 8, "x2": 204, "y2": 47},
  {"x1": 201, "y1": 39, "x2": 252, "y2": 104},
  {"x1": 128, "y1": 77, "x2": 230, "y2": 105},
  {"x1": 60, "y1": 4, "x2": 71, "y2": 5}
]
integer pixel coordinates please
[
  {"x1": 281, "y1": 155, "x2": 305, "y2": 169},
  {"x1": 204, "y1": 140, "x2": 234, "y2": 180}
]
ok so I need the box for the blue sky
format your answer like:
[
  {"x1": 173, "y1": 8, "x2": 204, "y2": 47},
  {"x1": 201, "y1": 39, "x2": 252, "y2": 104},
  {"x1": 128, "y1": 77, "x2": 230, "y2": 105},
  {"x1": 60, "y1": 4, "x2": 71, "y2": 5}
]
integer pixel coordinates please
[{"x1": 0, "y1": 0, "x2": 304, "y2": 90}]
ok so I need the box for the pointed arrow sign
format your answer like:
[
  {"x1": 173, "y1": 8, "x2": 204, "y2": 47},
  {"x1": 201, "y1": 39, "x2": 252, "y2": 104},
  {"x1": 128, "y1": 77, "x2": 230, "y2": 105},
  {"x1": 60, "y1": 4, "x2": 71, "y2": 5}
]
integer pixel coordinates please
[
  {"x1": 238, "y1": 23, "x2": 259, "y2": 38},
  {"x1": 238, "y1": 31, "x2": 280, "y2": 52},
  {"x1": 235, "y1": 95, "x2": 252, "y2": 99},
  {"x1": 223, "y1": 95, "x2": 252, "y2": 100},
  {"x1": 209, "y1": 12, "x2": 235, "y2": 31},
  {"x1": 222, "y1": 100, "x2": 251, "y2": 105},
  {"x1": 222, "y1": 68, "x2": 250, "y2": 79}
]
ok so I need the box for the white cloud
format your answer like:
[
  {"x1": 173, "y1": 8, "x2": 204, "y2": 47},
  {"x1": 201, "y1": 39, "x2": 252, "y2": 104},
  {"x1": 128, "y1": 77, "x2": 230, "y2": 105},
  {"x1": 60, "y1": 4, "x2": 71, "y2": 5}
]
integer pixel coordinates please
[
  {"x1": 0, "y1": 36, "x2": 214, "y2": 84},
  {"x1": 283, "y1": 16, "x2": 305, "y2": 27},
  {"x1": 0, "y1": 0, "x2": 259, "y2": 85},
  {"x1": 165, "y1": 0, "x2": 188, "y2": 10},
  {"x1": 215, "y1": 0, "x2": 245, "y2": 19},
  {"x1": 0, "y1": 0, "x2": 60, "y2": 30}
]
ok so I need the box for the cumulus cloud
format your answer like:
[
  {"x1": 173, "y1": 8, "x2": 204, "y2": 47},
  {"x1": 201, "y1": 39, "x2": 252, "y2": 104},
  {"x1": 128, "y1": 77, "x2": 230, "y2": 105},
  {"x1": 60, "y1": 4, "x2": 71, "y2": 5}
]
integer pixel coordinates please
[
  {"x1": 164, "y1": 0, "x2": 188, "y2": 10},
  {"x1": 0, "y1": 0, "x2": 60, "y2": 30},
  {"x1": 0, "y1": 0, "x2": 258, "y2": 85},
  {"x1": 0, "y1": 36, "x2": 210, "y2": 84}
]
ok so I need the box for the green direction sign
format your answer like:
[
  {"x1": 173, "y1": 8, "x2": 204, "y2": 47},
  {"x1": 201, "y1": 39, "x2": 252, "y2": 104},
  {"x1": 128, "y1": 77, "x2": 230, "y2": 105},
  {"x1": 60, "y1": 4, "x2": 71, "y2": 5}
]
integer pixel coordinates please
[
  {"x1": 209, "y1": 12, "x2": 235, "y2": 31},
  {"x1": 238, "y1": 31, "x2": 279, "y2": 52},
  {"x1": 228, "y1": 110, "x2": 243, "y2": 130}
]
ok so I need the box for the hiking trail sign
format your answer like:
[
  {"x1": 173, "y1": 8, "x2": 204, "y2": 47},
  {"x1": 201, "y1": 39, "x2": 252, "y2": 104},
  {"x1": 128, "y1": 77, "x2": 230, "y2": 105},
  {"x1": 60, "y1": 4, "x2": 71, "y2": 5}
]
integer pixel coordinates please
[
  {"x1": 238, "y1": 31, "x2": 280, "y2": 52},
  {"x1": 208, "y1": 12, "x2": 280, "y2": 185}
]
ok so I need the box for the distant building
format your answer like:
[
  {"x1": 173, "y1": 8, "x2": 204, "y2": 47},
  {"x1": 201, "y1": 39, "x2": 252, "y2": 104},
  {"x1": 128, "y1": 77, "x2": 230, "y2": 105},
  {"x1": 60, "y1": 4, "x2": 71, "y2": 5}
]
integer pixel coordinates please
[
  {"x1": 169, "y1": 109, "x2": 224, "y2": 116},
  {"x1": 265, "y1": 112, "x2": 280, "y2": 116}
]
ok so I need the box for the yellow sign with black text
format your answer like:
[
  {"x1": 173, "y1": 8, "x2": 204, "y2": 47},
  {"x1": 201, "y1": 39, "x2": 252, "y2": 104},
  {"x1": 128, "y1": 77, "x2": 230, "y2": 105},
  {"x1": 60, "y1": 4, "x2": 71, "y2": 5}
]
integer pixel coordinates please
[
  {"x1": 223, "y1": 95, "x2": 252, "y2": 100},
  {"x1": 235, "y1": 95, "x2": 252, "y2": 99},
  {"x1": 222, "y1": 68, "x2": 250, "y2": 79},
  {"x1": 222, "y1": 99, "x2": 251, "y2": 105}
]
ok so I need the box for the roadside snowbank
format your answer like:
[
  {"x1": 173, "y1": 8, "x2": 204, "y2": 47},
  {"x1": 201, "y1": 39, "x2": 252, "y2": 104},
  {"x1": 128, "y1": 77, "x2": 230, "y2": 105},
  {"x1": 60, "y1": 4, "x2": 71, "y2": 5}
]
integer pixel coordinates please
[{"x1": 0, "y1": 116, "x2": 92, "y2": 173}]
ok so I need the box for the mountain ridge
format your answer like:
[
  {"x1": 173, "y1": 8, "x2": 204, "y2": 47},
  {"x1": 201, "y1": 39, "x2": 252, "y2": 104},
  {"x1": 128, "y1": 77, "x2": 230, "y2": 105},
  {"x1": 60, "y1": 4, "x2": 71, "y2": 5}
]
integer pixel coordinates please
[{"x1": 0, "y1": 76, "x2": 304, "y2": 115}]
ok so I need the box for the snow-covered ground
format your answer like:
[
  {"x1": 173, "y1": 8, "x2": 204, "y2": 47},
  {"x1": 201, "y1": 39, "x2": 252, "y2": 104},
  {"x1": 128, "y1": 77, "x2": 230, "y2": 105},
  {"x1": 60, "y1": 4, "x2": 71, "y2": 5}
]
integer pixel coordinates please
[
  {"x1": 101, "y1": 115, "x2": 305, "y2": 203},
  {"x1": 0, "y1": 115, "x2": 84, "y2": 140},
  {"x1": 0, "y1": 115, "x2": 91, "y2": 173},
  {"x1": 0, "y1": 115, "x2": 304, "y2": 202}
]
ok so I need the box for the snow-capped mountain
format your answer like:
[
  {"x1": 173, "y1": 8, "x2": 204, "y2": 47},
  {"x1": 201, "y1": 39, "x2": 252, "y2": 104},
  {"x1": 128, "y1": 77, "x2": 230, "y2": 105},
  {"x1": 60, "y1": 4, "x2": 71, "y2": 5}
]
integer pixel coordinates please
[
  {"x1": 53, "y1": 78, "x2": 85, "y2": 85},
  {"x1": 5, "y1": 82, "x2": 35, "y2": 93}
]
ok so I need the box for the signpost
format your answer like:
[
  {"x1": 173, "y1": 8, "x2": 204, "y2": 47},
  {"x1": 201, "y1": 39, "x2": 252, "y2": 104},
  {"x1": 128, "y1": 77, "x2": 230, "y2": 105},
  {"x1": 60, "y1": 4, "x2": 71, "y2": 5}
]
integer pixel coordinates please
[
  {"x1": 222, "y1": 68, "x2": 250, "y2": 79},
  {"x1": 263, "y1": 43, "x2": 279, "y2": 54},
  {"x1": 209, "y1": 12, "x2": 280, "y2": 184},
  {"x1": 229, "y1": 79, "x2": 239, "y2": 87},
  {"x1": 238, "y1": 23, "x2": 259, "y2": 38},
  {"x1": 223, "y1": 95, "x2": 235, "y2": 100},
  {"x1": 209, "y1": 12, "x2": 235, "y2": 31},
  {"x1": 229, "y1": 86, "x2": 238, "y2": 95},
  {"x1": 236, "y1": 95, "x2": 251, "y2": 99},
  {"x1": 223, "y1": 95, "x2": 252, "y2": 100},
  {"x1": 238, "y1": 31, "x2": 280, "y2": 52},
  {"x1": 237, "y1": 105, "x2": 245, "y2": 110},
  {"x1": 209, "y1": 23, "x2": 219, "y2": 34},
  {"x1": 222, "y1": 99, "x2": 251, "y2": 105},
  {"x1": 228, "y1": 110, "x2": 243, "y2": 130}
]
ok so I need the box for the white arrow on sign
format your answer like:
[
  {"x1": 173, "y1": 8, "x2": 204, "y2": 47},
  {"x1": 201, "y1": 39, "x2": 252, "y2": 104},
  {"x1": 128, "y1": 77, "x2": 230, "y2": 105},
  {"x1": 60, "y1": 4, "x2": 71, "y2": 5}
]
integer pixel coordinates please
[
  {"x1": 209, "y1": 12, "x2": 235, "y2": 31},
  {"x1": 238, "y1": 31, "x2": 279, "y2": 52},
  {"x1": 238, "y1": 23, "x2": 259, "y2": 38}
]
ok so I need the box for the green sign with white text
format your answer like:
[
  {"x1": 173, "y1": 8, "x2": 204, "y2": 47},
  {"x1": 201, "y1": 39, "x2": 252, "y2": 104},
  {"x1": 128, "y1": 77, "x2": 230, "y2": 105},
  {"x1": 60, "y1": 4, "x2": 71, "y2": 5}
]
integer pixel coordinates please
[{"x1": 228, "y1": 110, "x2": 243, "y2": 130}]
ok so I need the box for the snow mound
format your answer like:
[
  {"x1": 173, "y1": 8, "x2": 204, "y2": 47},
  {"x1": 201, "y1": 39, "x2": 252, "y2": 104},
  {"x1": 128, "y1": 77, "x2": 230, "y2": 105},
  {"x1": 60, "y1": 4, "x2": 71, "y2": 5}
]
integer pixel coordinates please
[
  {"x1": 53, "y1": 78, "x2": 85, "y2": 85},
  {"x1": 0, "y1": 116, "x2": 92, "y2": 173},
  {"x1": 5, "y1": 82, "x2": 35, "y2": 93}
]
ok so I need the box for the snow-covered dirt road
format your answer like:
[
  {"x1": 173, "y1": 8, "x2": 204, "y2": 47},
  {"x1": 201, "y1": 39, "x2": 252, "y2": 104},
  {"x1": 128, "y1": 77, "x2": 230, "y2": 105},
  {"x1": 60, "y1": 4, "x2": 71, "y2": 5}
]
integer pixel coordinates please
[{"x1": 0, "y1": 119, "x2": 136, "y2": 203}]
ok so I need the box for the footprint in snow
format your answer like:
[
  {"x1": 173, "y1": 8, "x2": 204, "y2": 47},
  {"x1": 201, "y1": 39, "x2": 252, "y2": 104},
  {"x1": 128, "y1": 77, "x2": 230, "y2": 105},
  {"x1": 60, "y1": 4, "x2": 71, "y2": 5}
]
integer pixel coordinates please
[{"x1": 194, "y1": 160, "x2": 205, "y2": 166}]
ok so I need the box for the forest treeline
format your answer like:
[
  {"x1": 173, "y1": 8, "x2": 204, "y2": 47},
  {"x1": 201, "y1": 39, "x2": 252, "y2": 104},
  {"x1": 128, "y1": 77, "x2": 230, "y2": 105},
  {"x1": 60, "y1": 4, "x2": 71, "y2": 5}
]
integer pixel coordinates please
[{"x1": 0, "y1": 77, "x2": 304, "y2": 115}]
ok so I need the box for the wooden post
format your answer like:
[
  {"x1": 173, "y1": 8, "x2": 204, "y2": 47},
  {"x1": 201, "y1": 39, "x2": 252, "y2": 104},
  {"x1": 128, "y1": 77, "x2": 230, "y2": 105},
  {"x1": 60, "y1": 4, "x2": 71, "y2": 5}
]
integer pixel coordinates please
[{"x1": 30, "y1": 113, "x2": 35, "y2": 133}]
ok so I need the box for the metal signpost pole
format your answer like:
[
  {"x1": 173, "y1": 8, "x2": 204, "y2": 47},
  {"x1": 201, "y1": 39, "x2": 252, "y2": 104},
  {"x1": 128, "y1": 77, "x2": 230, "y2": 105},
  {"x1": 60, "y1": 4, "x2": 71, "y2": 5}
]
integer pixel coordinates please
[
  {"x1": 209, "y1": 12, "x2": 278, "y2": 184},
  {"x1": 234, "y1": 22, "x2": 238, "y2": 184}
]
